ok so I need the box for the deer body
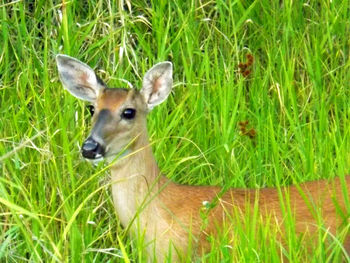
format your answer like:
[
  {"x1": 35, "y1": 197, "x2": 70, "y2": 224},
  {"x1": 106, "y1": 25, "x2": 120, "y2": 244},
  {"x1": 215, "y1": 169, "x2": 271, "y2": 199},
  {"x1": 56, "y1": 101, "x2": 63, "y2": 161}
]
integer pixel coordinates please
[
  {"x1": 111, "y1": 140, "x2": 350, "y2": 261},
  {"x1": 56, "y1": 55, "x2": 350, "y2": 262}
]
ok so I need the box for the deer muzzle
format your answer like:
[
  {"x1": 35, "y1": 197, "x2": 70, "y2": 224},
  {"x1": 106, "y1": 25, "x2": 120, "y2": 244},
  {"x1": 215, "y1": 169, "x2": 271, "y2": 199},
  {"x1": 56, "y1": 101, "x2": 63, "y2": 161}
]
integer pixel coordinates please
[
  {"x1": 82, "y1": 137, "x2": 105, "y2": 159},
  {"x1": 81, "y1": 109, "x2": 111, "y2": 159}
]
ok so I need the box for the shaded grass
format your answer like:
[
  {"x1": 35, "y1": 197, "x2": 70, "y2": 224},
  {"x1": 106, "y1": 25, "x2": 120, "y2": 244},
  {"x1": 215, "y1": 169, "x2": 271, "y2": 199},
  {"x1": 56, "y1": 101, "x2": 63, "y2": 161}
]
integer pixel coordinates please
[{"x1": 0, "y1": 0, "x2": 350, "y2": 262}]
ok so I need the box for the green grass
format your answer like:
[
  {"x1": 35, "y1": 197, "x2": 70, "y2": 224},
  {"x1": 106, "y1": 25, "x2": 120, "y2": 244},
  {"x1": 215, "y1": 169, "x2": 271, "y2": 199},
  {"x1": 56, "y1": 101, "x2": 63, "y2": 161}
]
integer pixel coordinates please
[{"x1": 1, "y1": 0, "x2": 350, "y2": 262}]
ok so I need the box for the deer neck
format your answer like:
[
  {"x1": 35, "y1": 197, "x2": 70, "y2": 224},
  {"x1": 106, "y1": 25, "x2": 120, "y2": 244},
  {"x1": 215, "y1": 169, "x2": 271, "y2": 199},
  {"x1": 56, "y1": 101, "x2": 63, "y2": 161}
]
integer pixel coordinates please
[{"x1": 109, "y1": 130, "x2": 162, "y2": 228}]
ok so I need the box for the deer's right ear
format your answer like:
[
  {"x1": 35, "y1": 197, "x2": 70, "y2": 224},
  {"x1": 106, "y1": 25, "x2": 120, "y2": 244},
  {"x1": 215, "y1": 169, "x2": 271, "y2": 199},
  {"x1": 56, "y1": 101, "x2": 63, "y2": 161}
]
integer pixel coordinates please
[
  {"x1": 56, "y1": 54, "x2": 103, "y2": 102},
  {"x1": 141, "y1": 62, "x2": 173, "y2": 111}
]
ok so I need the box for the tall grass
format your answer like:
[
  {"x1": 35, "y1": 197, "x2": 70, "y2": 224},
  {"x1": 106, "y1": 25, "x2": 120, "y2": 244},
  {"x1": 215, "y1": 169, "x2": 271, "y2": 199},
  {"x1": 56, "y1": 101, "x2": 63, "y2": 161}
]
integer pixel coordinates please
[{"x1": 1, "y1": 0, "x2": 349, "y2": 262}]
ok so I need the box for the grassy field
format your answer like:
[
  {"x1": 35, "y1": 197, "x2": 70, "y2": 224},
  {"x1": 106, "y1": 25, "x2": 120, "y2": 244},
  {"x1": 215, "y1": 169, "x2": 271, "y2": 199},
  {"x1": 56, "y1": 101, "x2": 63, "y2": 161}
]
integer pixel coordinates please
[{"x1": 1, "y1": 0, "x2": 350, "y2": 262}]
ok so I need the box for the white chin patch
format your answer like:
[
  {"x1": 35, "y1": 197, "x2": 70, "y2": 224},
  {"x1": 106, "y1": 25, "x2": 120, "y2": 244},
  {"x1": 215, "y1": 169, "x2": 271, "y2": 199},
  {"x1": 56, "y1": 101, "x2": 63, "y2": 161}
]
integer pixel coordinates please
[
  {"x1": 86, "y1": 155, "x2": 104, "y2": 166},
  {"x1": 95, "y1": 153, "x2": 103, "y2": 159}
]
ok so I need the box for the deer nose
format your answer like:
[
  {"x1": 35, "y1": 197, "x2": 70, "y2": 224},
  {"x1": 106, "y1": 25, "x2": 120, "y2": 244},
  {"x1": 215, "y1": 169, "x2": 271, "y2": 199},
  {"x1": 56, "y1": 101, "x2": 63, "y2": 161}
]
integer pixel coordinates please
[{"x1": 81, "y1": 137, "x2": 105, "y2": 159}]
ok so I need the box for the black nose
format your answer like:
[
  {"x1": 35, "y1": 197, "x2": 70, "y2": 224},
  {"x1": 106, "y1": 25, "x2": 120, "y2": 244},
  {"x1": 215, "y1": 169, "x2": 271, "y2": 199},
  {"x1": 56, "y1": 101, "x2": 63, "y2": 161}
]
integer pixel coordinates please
[{"x1": 81, "y1": 137, "x2": 105, "y2": 159}]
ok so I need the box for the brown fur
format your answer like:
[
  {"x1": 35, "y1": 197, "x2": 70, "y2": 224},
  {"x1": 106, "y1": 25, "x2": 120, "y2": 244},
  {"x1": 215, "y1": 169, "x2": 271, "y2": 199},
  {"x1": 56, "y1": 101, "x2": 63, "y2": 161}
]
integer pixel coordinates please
[
  {"x1": 152, "y1": 177, "x2": 350, "y2": 259},
  {"x1": 91, "y1": 89, "x2": 350, "y2": 262},
  {"x1": 96, "y1": 88, "x2": 129, "y2": 111}
]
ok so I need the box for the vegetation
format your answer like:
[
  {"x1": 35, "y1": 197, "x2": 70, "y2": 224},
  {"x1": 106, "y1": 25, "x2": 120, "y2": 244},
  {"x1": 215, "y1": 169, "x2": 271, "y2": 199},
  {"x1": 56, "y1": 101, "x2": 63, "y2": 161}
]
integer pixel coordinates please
[{"x1": 1, "y1": 0, "x2": 349, "y2": 262}]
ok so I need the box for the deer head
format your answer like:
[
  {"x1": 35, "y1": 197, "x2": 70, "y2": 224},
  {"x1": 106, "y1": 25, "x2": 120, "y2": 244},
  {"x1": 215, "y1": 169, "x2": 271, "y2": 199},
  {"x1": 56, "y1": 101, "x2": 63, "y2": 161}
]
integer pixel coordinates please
[{"x1": 56, "y1": 55, "x2": 173, "y2": 160}]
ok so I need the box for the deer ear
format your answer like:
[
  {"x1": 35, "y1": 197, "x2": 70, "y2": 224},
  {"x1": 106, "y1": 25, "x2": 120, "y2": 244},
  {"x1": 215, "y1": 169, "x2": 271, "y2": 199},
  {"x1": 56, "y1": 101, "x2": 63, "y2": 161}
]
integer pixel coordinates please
[
  {"x1": 56, "y1": 54, "x2": 104, "y2": 102},
  {"x1": 141, "y1": 62, "x2": 173, "y2": 110}
]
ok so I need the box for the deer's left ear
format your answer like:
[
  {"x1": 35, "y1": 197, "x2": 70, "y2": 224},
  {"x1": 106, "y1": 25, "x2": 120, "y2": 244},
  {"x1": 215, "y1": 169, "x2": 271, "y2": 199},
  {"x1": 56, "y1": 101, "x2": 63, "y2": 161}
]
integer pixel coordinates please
[{"x1": 141, "y1": 62, "x2": 173, "y2": 110}]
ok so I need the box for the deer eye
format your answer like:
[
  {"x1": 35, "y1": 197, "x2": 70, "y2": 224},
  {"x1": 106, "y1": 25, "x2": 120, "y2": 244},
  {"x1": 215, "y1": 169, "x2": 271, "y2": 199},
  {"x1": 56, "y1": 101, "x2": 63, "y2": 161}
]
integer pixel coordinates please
[
  {"x1": 122, "y1": 108, "x2": 136, "y2": 119},
  {"x1": 87, "y1": 105, "x2": 95, "y2": 116}
]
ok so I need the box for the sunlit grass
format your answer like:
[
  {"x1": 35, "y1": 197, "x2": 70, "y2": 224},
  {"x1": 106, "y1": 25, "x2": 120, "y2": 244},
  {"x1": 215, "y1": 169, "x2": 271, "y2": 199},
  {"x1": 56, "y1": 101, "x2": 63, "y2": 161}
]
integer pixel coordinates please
[{"x1": 1, "y1": 0, "x2": 350, "y2": 262}]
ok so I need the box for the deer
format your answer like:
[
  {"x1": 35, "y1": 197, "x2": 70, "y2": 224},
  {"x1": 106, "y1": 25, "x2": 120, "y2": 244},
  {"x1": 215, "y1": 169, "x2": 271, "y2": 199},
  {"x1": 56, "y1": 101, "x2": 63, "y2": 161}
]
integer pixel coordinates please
[{"x1": 56, "y1": 54, "x2": 350, "y2": 262}]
